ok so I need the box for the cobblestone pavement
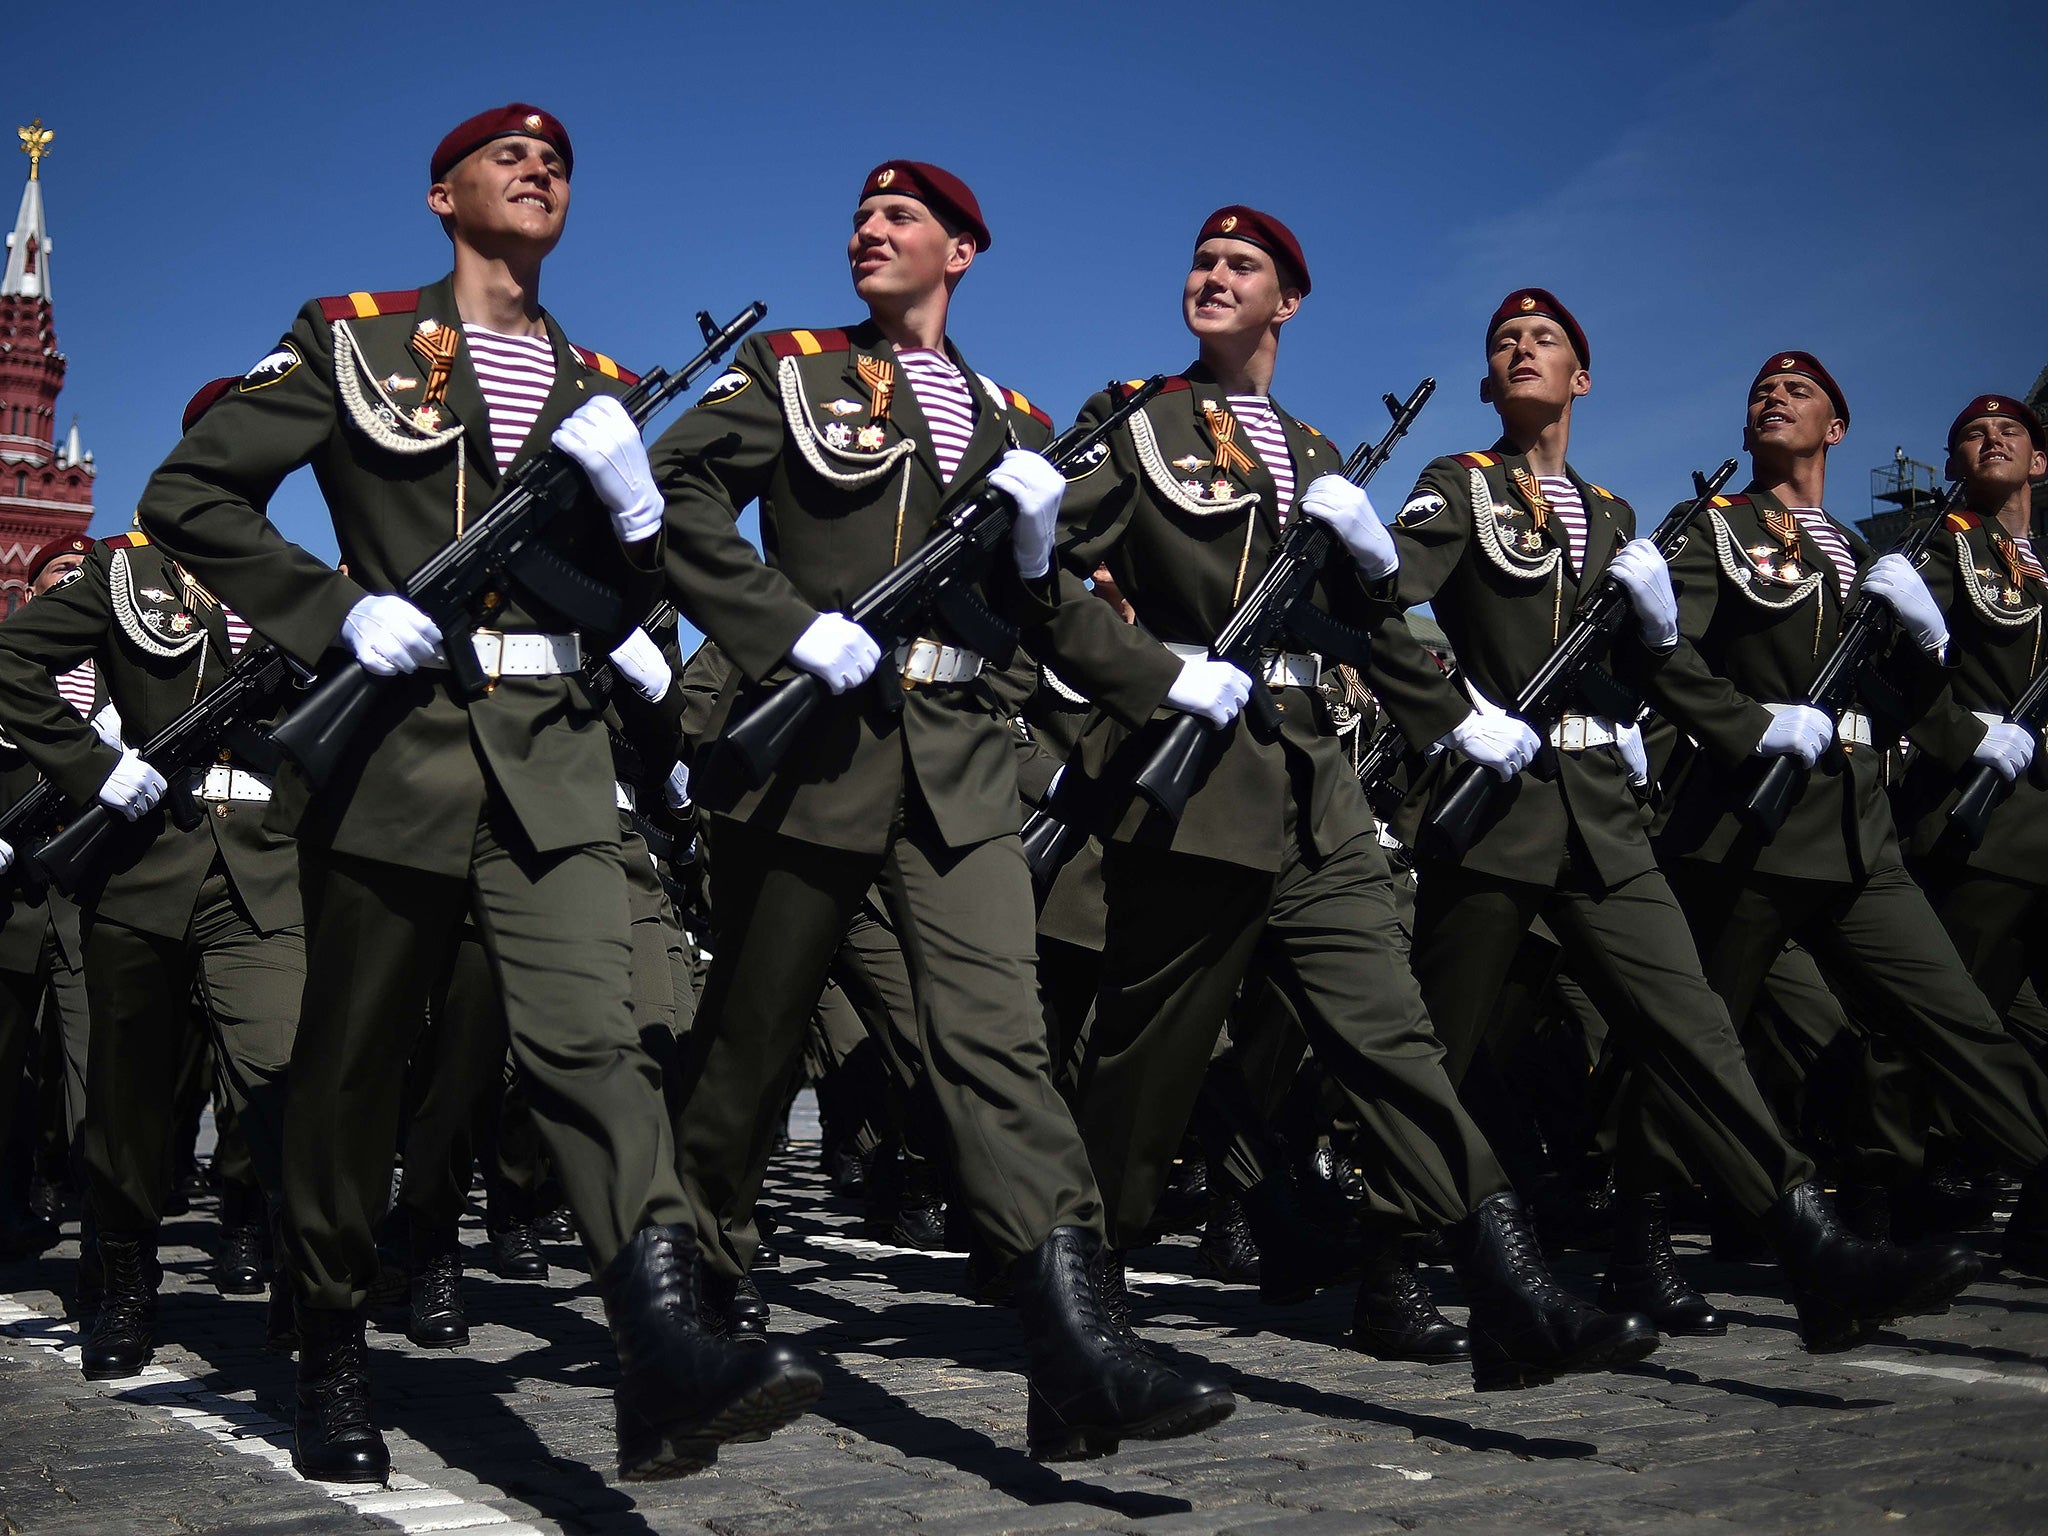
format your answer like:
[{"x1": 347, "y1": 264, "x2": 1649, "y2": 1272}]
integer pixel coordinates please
[{"x1": 5, "y1": 1112, "x2": 2047, "y2": 1535}]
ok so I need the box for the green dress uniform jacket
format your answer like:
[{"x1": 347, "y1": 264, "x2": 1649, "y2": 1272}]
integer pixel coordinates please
[
  {"x1": 0, "y1": 536, "x2": 300, "y2": 938},
  {"x1": 1897, "y1": 508, "x2": 2048, "y2": 878},
  {"x1": 1647, "y1": 488, "x2": 1942, "y2": 882},
  {"x1": 0, "y1": 748, "x2": 51, "y2": 972},
  {"x1": 135, "y1": 276, "x2": 658, "y2": 877},
  {"x1": 1364, "y1": 442, "x2": 1658, "y2": 889},
  {"x1": 651, "y1": 321, "x2": 1109, "y2": 855},
  {"x1": 1032, "y1": 369, "x2": 1363, "y2": 874}
]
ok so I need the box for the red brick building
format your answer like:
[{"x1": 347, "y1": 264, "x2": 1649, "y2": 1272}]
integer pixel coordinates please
[{"x1": 0, "y1": 121, "x2": 92, "y2": 615}]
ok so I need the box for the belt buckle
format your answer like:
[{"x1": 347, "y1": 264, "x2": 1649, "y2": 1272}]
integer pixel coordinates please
[
  {"x1": 502, "y1": 633, "x2": 545, "y2": 675},
  {"x1": 472, "y1": 631, "x2": 506, "y2": 680},
  {"x1": 900, "y1": 639, "x2": 942, "y2": 688},
  {"x1": 1559, "y1": 716, "x2": 1588, "y2": 753}
]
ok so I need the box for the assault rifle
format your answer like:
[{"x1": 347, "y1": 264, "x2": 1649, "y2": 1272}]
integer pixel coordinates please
[
  {"x1": 271, "y1": 303, "x2": 766, "y2": 789},
  {"x1": 716, "y1": 376, "x2": 1170, "y2": 791},
  {"x1": 1945, "y1": 652, "x2": 2048, "y2": 851},
  {"x1": 1421, "y1": 458, "x2": 1739, "y2": 859},
  {"x1": 1354, "y1": 712, "x2": 1414, "y2": 824},
  {"x1": 1020, "y1": 766, "x2": 1091, "y2": 904},
  {"x1": 1124, "y1": 378, "x2": 1435, "y2": 822},
  {"x1": 1739, "y1": 481, "x2": 1960, "y2": 840},
  {"x1": 0, "y1": 774, "x2": 73, "y2": 899},
  {"x1": 31, "y1": 643, "x2": 307, "y2": 895}
]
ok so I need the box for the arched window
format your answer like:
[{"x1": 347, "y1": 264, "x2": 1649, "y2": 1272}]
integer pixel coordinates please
[{"x1": 13, "y1": 471, "x2": 24, "y2": 497}]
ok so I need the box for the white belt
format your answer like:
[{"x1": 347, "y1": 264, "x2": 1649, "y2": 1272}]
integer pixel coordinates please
[
  {"x1": 1548, "y1": 714, "x2": 1619, "y2": 752},
  {"x1": 195, "y1": 766, "x2": 273, "y2": 803},
  {"x1": 894, "y1": 638, "x2": 984, "y2": 687},
  {"x1": 615, "y1": 780, "x2": 637, "y2": 813},
  {"x1": 1764, "y1": 702, "x2": 1873, "y2": 749},
  {"x1": 1165, "y1": 642, "x2": 1322, "y2": 689},
  {"x1": 446, "y1": 631, "x2": 582, "y2": 679}
]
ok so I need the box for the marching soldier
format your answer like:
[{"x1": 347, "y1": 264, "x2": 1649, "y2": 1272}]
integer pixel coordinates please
[
  {"x1": 1362, "y1": 297, "x2": 1977, "y2": 1350},
  {"x1": 1031, "y1": 213, "x2": 1660, "y2": 1390},
  {"x1": 652, "y1": 160, "x2": 1237, "y2": 1459},
  {"x1": 1645, "y1": 353, "x2": 2048, "y2": 1284},
  {"x1": 137, "y1": 105, "x2": 817, "y2": 1484}
]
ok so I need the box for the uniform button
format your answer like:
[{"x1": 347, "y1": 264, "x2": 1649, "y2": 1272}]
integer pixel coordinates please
[{"x1": 213, "y1": 803, "x2": 230, "y2": 819}]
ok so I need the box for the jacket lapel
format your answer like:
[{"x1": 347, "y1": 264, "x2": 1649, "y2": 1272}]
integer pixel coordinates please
[
  {"x1": 416, "y1": 277, "x2": 497, "y2": 489},
  {"x1": 1187, "y1": 366, "x2": 1282, "y2": 536},
  {"x1": 1569, "y1": 465, "x2": 1622, "y2": 587}
]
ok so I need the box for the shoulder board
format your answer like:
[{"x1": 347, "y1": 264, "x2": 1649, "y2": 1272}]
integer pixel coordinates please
[
  {"x1": 570, "y1": 345, "x2": 641, "y2": 385},
  {"x1": 769, "y1": 328, "x2": 851, "y2": 359},
  {"x1": 1706, "y1": 493, "x2": 1753, "y2": 509},
  {"x1": 316, "y1": 289, "x2": 422, "y2": 323},
  {"x1": 1587, "y1": 482, "x2": 1618, "y2": 501},
  {"x1": 1454, "y1": 451, "x2": 1500, "y2": 470},
  {"x1": 1944, "y1": 509, "x2": 1984, "y2": 532},
  {"x1": 101, "y1": 532, "x2": 149, "y2": 550},
  {"x1": 1115, "y1": 376, "x2": 1191, "y2": 400},
  {"x1": 1000, "y1": 386, "x2": 1052, "y2": 430},
  {"x1": 1298, "y1": 419, "x2": 1324, "y2": 439}
]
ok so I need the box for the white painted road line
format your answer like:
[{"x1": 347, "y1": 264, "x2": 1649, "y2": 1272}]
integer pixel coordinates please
[{"x1": 1850, "y1": 1358, "x2": 2048, "y2": 1396}]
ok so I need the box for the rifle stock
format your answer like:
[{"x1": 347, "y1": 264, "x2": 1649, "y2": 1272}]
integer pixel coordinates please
[{"x1": 1943, "y1": 653, "x2": 2048, "y2": 850}]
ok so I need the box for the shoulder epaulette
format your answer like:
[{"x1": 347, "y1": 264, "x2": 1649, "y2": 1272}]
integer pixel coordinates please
[
  {"x1": 1298, "y1": 419, "x2": 1325, "y2": 439},
  {"x1": 1945, "y1": 509, "x2": 1984, "y2": 531},
  {"x1": 769, "y1": 328, "x2": 851, "y2": 359},
  {"x1": 1115, "y1": 376, "x2": 1191, "y2": 400},
  {"x1": 1706, "y1": 493, "x2": 1752, "y2": 509},
  {"x1": 316, "y1": 289, "x2": 422, "y2": 323},
  {"x1": 101, "y1": 532, "x2": 149, "y2": 550},
  {"x1": 1454, "y1": 450, "x2": 1500, "y2": 470},
  {"x1": 999, "y1": 386, "x2": 1052, "y2": 430},
  {"x1": 570, "y1": 345, "x2": 641, "y2": 386},
  {"x1": 1587, "y1": 482, "x2": 1616, "y2": 501}
]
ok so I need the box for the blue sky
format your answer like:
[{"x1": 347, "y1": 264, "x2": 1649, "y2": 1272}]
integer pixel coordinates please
[{"x1": 20, "y1": 0, "x2": 2048, "y2": 616}]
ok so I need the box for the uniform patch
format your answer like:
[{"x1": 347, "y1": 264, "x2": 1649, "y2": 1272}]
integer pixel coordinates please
[
  {"x1": 700, "y1": 369, "x2": 752, "y2": 405},
  {"x1": 1667, "y1": 532, "x2": 1688, "y2": 558},
  {"x1": 240, "y1": 340, "x2": 301, "y2": 393},
  {"x1": 1063, "y1": 441, "x2": 1110, "y2": 482},
  {"x1": 1399, "y1": 491, "x2": 1446, "y2": 526}
]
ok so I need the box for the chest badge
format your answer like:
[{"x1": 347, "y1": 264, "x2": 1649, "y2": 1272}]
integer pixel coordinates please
[
  {"x1": 856, "y1": 424, "x2": 887, "y2": 451},
  {"x1": 1171, "y1": 454, "x2": 1208, "y2": 473},
  {"x1": 823, "y1": 421, "x2": 853, "y2": 450},
  {"x1": 821, "y1": 398, "x2": 863, "y2": 417},
  {"x1": 140, "y1": 586, "x2": 174, "y2": 603}
]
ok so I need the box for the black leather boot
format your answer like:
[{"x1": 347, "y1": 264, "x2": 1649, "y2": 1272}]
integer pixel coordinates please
[
  {"x1": 1351, "y1": 1245, "x2": 1471, "y2": 1363},
  {"x1": 1835, "y1": 1182, "x2": 1892, "y2": 1243},
  {"x1": 1012, "y1": 1227, "x2": 1235, "y2": 1462},
  {"x1": 697, "y1": 1267, "x2": 771, "y2": 1340},
  {"x1": 890, "y1": 1154, "x2": 949, "y2": 1250},
  {"x1": 293, "y1": 1305, "x2": 389, "y2": 1484},
  {"x1": 1239, "y1": 1173, "x2": 1367, "y2": 1306},
  {"x1": 1600, "y1": 1194, "x2": 1725, "y2": 1337},
  {"x1": 212, "y1": 1181, "x2": 269, "y2": 1296},
  {"x1": 1764, "y1": 1182, "x2": 1980, "y2": 1352},
  {"x1": 489, "y1": 1220, "x2": 549, "y2": 1281},
  {"x1": 599, "y1": 1225, "x2": 823, "y2": 1480},
  {"x1": 81, "y1": 1232, "x2": 158, "y2": 1380},
  {"x1": 406, "y1": 1227, "x2": 468, "y2": 1348},
  {"x1": 1449, "y1": 1192, "x2": 1659, "y2": 1391},
  {"x1": 2001, "y1": 1166, "x2": 2048, "y2": 1279},
  {"x1": 1193, "y1": 1194, "x2": 1260, "y2": 1285}
]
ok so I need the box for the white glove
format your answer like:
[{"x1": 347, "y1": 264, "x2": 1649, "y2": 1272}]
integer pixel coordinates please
[
  {"x1": 991, "y1": 449, "x2": 1064, "y2": 579},
  {"x1": 1443, "y1": 696, "x2": 1542, "y2": 782},
  {"x1": 1973, "y1": 721, "x2": 2037, "y2": 784},
  {"x1": 88, "y1": 702, "x2": 124, "y2": 749},
  {"x1": 1756, "y1": 705, "x2": 1833, "y2": 766},
  {"x1": 1861, "y1": 553, "x2": 1948, "y2": 654},
  {"x1": 1616, "y1": 719, "x2": 1650, "y2": 787},
  {"x1": 551, "y1": 394, "x2": 662, "y2": 543},
  {"x1": 608, "y1": 628, "x2": 672, "y2": 703},
  {"x1": 1298, "y1": 475, "x2": 1397, "y2": 579},
  {"x1": 664, "y1": 760, "x2": 692, "y2": 811},
  {"x1": 789, "y1": 612, "x2": 882, "y2": 694},
  {"x1": 1609, "y1": 538, "x2": 1679, "y2": 650},
  {"x1": 98, "y1": 748, "x2": 167, "y2": 822},
  {"x1": 1165, "y1": 655, "x2": 1252, "y2": 728},
  {"x1": 0, "y1": 838, "x2": 12, "y2": 876},
  {"x1": 342, "y1": 594, "x2": 443, "y2": 676}
]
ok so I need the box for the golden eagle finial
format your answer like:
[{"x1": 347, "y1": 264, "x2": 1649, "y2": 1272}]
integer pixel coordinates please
[{"x1": 17, "y1": 120, "x2": 53, "y2": 181}]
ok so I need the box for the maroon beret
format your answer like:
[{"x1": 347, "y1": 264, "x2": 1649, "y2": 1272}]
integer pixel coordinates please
[
  {"x1": 182, "y1": 377, "x2": 237, "y2": 435},
  {"x1": 1948, "y1": 393, "x2": 2045, "y2": 453},
  {"x1": 1486, "y1": 288, "x2": 1589, "y2": 367},
  {"x1": 1753, "y1": 351, "x2": 1849, "y2": 426},
  {"x1": 1196, "y1": 206, "x2": 1310, "y2": 295},
  {"x1": 25, "y1": 535, "x2": 93, "y2": 586},
  {"x1": 431, "y1": 104, "x2": 572, "y2": 184},
  {"x1": 860, "y1": 161, "x2": 990, "y2": 250}
]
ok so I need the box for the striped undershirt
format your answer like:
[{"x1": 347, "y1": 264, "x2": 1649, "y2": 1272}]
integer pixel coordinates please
[
  {"x1": 897, "y1": 348, "x2": 977, "y2": 485},
  {"x1": 2009, "y1": 535, "x2": 2045, "y2": 584},
  {"x1": 1789, "y1": 508, "x2": 1855, "y2": 603},
  {"x1": 1536, "y1": 476, "x2": 1589, "y2": 577},
  {"x1": 55, "y1": 661, "x2": 95, "y2": 717},
  {"x1": 1226, "y1": 396, "x2": 1296, "y2": 520},
  {"x1": 223, "y1": 606, "x2": 252, "y2": 656},
  {"x1": 463, "y1": 326, "x2": 556, "y2": 472}
]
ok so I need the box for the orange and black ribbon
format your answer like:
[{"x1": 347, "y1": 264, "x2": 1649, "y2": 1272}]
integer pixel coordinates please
[
  {"x1": 410, "y1": 321, "x2": 462, "y2": 406},
  {"x1": 855, "y1": 355, "x2": 895, "y2": 422},
  {"x1": 1202, "y1": 405, "x2": 1259, "y2": 478},
  {"x1": 1764, "y1": 504, "x2": 1804, "y2": 565},
  {"x1": 1993, "y1": 533, "x2": 2044, "y2": 595},
  {"x1": 1510, "y1": 467, "x2": 1552, "y2": 531}
]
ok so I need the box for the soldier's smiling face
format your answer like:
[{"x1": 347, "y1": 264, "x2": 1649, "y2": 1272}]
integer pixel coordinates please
[
  {"x1": 1481, "y1": 317, "x2": 1588, "y2": 414},
  {"x1": 428, "y1": 135, "x2": 569, "y2": 253},
  {"x1": 1183, "y1": 238, "x2": 1299, "y2": 343},
  {"x1": 848, "y1": 195, "x2": 974, "y2": 305},
  {"x1": 1949, "y1": 414, "x2": 2046, "y2": 491},
  {"x1": 1745, "y1": 374, "x2": 1843, "y2": 457}
]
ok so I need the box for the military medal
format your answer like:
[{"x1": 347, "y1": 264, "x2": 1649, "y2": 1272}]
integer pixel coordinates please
[
  {"x1": 412, "y1": 405, "x2": 443, "y2": 432},
  {"x1": 1201, "y1": 405, "x2": 1259, "y2": 479},
  {"x1": 855, "y1": 355, "x2": 895, "y2": 422},
  {"x1": 1991, "y1": 534, "x2": 2035, "y2": 606},
  {"x1": 822, "y1": 398, "x2": 863, "y2": 416},
  {"x1": 1171, "y1": 454, "x2": 1208, "y2": 473},
  {"x1": 410, "y1": 319, "x2": 461, "y2": 407},
  {"x1": 823, "y1": 421, "x2": 853, "y2": 449},
  {"x1": 141, "y1": 587, "x2": 173, "y2": 603},
  {"x1": 1762, "y1": 505, "x2": 1805, "y2": 584},
  {"x1": 383, "y1": 372, "x2": 419, "y2": 394},
  {"x1": 856, "y1": 424, "x2": 886, "y2": 451},
  {"x1": 168, "y1": 613, "x2": 193, "y2": 634},
  {"x1": 1209, "y1": 478, "x2": 1233, "y2": 502},
  {"x1": 1520, "y1": 530, "x2": 1544, "y2": 552}
]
